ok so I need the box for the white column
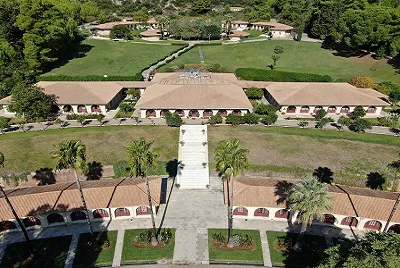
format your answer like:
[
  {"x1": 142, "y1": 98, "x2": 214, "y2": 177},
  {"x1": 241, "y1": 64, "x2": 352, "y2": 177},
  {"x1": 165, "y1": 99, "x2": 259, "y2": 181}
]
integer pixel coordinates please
[
  {"x1": 71, "y1": 105, "x2": 78, "y2": 113},
  {"x1": 375, "y1": 106, "x2": 382, "y2": 115},
  {"x1": 140, "y1": 110, "x2": 146, "y2": 118},
  {"x1": 100, "y1": 105, "x2": 107, "y2": 114},
  {"x1": 295, "y1": 106, "x2": 301, "y2": 114},
  {"x1": 155, "y1": 109, "x2": 161, "y2": 118}
]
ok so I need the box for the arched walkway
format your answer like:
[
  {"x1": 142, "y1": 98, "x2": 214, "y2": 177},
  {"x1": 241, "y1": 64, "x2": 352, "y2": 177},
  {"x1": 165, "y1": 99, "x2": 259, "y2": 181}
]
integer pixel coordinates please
[
  {"x1": 203, "y1": 110, "x2": 213, "y2": 118},
  {"x1": 300, "y1": 106, "x2": 310, "y2": 113},
  {"x1": 275, "y1": 209, "x2": 289, "y2": 219},
  {"x1": 233, "y1": 207, "x2": 248, "y2": 216},
  {"x1": 146, "y1": 109, "x2": 156, "y2": 117},
  {"x1": 93, "y1": 209, "x2": 109, "y2": 219},
  {"x1": 47, "y1": 213, "x2": 65, "y2": 225},
  {"x1": 136, "y1": 206, "x2": 151, "y2": 215},
  {"x1": 341, "y1": 216, "x2": 358, "y2": 227},
  {"x1": 70, "y1": 211, "x2": 86, "y2": 221},
  {"x1": 77, "y1": 105, "x2": 87, "y2": 113},
  {"x1": 286, "y1": 106, "x2": 296, "y2": 113},
  {"x1": 388, "y1": 224, "x2": 400, "y2": 234},
  {"x1": 340, "y1": 106, "x2": 350, "y2": 113},
  {"x1": 63, "y1": 105, "x2": 73, "y2": 113},
  {"x1": 327, "y1": 106, "x2": 337, "y2": 113},
  {"x1": 367, "y1": 106, "x2": 376, "y2": 114},
  {"x1": 51, "y1": 105, "x2": 60, "y2": 114},
  {"x1": 313, "y1": 106, "x2": 323, "y2": 113},
  {"x1": 175, "y1": 109, "x2": 185, "y2": 117},
  {"x1": 23, "y1": 216, "x2": 41, "y2": 227},
  {"x1": 254, "y1": 208, "x2": 269, "y2": 217},
  {"x1": 160, "y1": 109, "x2": 169, "y2": 118},
  {"x1": 364, "y1": 220, "x2": 382, "y2": 231},
  {"x1": 232, "y1": 109, "x2": 242, "y2": 115},
  {"x1": 91, "y1": 105, "x2": 101, "y2": 113},
  {"x1": 323, "y1": 214, "x2": 335, "y2": 225},
  {"x1": 115, "y1": 207, "x2": 130, "y2": 217},
  {"x1": 189, "y1": 110, "x2": 199, "y2": 118},
  {"x1": 218, "y1": 110, "x2": 227, "y2": 117},
  {"x1": 0, "y1": 221, "x2": 17, "y2": 231}
]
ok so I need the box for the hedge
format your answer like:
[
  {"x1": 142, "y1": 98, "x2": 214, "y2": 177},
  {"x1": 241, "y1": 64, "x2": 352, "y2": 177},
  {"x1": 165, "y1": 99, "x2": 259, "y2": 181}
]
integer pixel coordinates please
[
  {"x1": 235, "y1": 68, "x2": 332, "y2": 82},
  {"x1": 37, "y1": 73, "x2": 143, "y2": 81}
]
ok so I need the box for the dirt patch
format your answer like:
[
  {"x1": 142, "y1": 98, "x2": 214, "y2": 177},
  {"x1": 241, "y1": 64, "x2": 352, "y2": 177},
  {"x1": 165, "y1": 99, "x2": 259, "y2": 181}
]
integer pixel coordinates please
[
  {"x1": 212, "y1": 241, "x2": 255, "y2": 251},
  {"x1": 131, "y1": 238, "x2": 170, "y2": 248}
]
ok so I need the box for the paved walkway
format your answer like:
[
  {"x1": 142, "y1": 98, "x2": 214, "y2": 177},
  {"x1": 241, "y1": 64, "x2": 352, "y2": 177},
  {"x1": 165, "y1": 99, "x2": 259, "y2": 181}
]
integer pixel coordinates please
[
  {"x1": 64, "y1": 233, "x2": 79, "y2": 268},
  {"x1": 112, "y1": 229, "x2": 125, "y2": 267}
]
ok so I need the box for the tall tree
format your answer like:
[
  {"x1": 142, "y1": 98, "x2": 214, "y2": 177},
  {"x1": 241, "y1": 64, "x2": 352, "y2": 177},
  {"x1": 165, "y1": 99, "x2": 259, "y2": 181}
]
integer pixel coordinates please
[
  {"x1": 288, "y1": 177, "x2": 332, "y2": 251},
  {"x1": 155, "y1": 15, "x2": 169, "y2": 38},
  {"x1": 52, "y1": 140, "x2": 94, "y2": 237},
  {"x1": 215, "y1": 138, "x2": 249, "y2": 247},
  {"x1": 125, "y1": 138, "x2": 159, "y2": 245},
  {"x1": 0, "y1": 151, "x2": 34, "y2": 256},
  {"x1": 384, "y1": 155, "x2": 400, "y2": 232}
]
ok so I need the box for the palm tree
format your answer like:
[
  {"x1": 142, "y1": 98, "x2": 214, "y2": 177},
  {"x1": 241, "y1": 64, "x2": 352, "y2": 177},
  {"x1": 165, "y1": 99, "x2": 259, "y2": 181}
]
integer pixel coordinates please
[
  {"x1": 223, "y1": 14, "x2": 234, "y2": 35},
  {"x1": 0, "y1": 152, "x2": 34, "y2": 256},
  {"x1": 125, "y1": 138, "x2": 159, "y2": 245},
  {"x1": 155, "y1": 15, "x2": 169, "y2": 39},
  {"x1": 288, "y1": 177, "x2": 332, "y2": 251},
  {"x1": 384, "y1": 157, "x2": 400, "y2": 232},
  {"x1": 215, "y1": 138, "x2": 248, "y2": 247},
  {"x1": 52, "y1": 140, "x2": 94, "y2": 237}
]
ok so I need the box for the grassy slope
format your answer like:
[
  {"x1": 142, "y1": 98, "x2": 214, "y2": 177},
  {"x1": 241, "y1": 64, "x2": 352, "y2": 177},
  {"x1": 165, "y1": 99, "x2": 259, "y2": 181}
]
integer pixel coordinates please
[
  {"x1": 0, "y1": 126, "x2": 179, "y2": 174},
  {"x1": 159, "y1": 40, "x2": 400, "y2": 83},
  {"x1": 43, "y1": 39, "x2": 184, "y2": 76},
  {"x1": 208, "y1": 229, "x2": 263, "y2": 263},
  {"x1": 208, "y1": 126, "x2": 400, "y2": 186},
  {"x1": 121, "y1": 229, "x2": 175, "y2": 262}
]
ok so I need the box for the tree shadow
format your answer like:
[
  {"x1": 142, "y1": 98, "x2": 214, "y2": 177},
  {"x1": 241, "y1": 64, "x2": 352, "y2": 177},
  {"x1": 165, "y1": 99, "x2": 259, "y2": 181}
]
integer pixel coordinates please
[
  {"x1": 27, "y1": 203, "x2": 72, "y2": 216},
  {"x1": 312, "y1": 167, "x2": 334, "y2": 184},
  {"x1": 73, "y1": 231, "x2": 111, "y2": 268},
  {"x1": 165, "y1": 159, "x2": 179, "y2": 178},
  {"x1": 33, "y1": 168, "x2": 56, "y2": 186},
  {"x1": 387, "y1": 55, "x2": 400, "y2": 74},
  {"x1": 274, "y1": 181, "x2": 294, "y2": 206},
  {"x1": 86, "y1": 161, "x2": 103, "y2": 180},
  {"x1": 365, "y1": 172, "x2": 386, "y2": 190}
]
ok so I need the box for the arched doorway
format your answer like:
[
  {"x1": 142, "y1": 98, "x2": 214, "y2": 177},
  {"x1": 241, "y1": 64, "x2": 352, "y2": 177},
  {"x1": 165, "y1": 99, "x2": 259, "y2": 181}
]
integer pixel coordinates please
[
  {"x1": 340, "y1": 106, "x2": 350, "y2": 113},
  {"x1": 313, "y1": 106, "x2": 323, "y2": 113},
  {"x1": 175, "y1": 109, "x2": 185, "y2": 117},
  {"x1": 323, "y1": 214, "x2": 335, "y2": 225},
  {"x1": 275, "y1": 209, "x2": 289, "y2": 219},
  {"x1": 203, "y1": 110, "x2": 213, "y2": 118},
  {"x1": 77, "y1": 105, "x2": 87, "y2": 113},
  {"x1": 91, "y1": 105, "x2": 101, "y2": 113},
  {"x1": 364, "y1": 220, "x2": 382, "y2": 231},
  {"x1": 93, "y1": 209, "x2": 109, "y2": 219},
  {"x1": 233, "y1": 207, "x2": 248, "y2": 216},
  {"x1": 218, "y1": 110, "x2": 227, "y2": 117},
  {"x1": 286, "y1": 106, "x2": 296, "y2": 113},
  {"x1": 160, "y1": 109, "x2": 169, "y2": 118},
  {"x1": 232, "y1": 109, "x2": 242, "y2": 115},
  {"x1": 327, "y1": 106, "x2": 336, "y2": 113},
  {"x1": 300, "y1": 106, "x2": 310, "y2": 113},
  {"x1": 115, "y1": 207, "x2": 130, "y2": 217},
  {"x1": 388, "y1": 224, "x2": 400, "y2": 234},
  {"x1": 254, "y1": 208, "x2": 269, "y2": 217},
  {"x1": 367, "y1": 106, "x2": 376, "y2": 114},
  {"x1": 47, "y1": 213, "x2": 65, "y2": 225},
  {"x1": 70, "y1": 211, "x2": 86, "y2": 221},
  {"x1": 136, "y1": 206, "x2": 151, "y2": 216},
  {"x1": 189, "y1": 110, "x2": 199, "y2": 117},
  {"x1": 50, "y1": 105, "x2": 60, "y2": 114},
  {"x1": 23, "y1": 216, "x2": 41, "y2": 227},
  {"x1": 146, "y1": 109, "x2": 156, "y2": 117},
  {"x1": 0, "y1": 221, "x2": 17, "y2": 231},
  {"x1": 63, "y1": 105, "x2": 73, "y2": 113},
  {"x1": 341, "y1": 216, "x2": 358, "y2": 227}
]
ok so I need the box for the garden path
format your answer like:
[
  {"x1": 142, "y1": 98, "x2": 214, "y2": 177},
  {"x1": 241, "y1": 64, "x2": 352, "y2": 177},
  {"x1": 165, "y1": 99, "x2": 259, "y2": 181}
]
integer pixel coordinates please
[
  {"x1": 64, "y1": 233, "x2": 79, "y2": 268},
  {"x1": 112, "y1": 229, "x2": 125, "y2": 267}
]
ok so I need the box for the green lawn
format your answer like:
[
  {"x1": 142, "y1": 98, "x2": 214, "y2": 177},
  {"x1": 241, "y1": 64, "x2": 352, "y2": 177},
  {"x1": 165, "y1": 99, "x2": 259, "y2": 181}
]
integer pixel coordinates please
[
  {"x1": 73, "y1": 231, "x2": 118, "y2": 267},
  {"x1": 159, "y1": 40, "x2": 400, "y2": 83},
  {"x1": 121, "y1": 229, "x2": 175, "y2": 263},
  {"x1": 208, "y1": 229, "x2": 263, "y2": 263},
  {"x1": 42, "y1": 39, "x2": 184, "y2": 76},
  {"x1": 208, "y1": 126, "x2": 400, "y2": 187},
  {"x1": 1, "y1": 236, "x2": 72, "y2": 268},
  {"x1": 266, "y1": 231, "x2": 327, "y2": 267},
  {"x1": 0, "y1": 126, "x2": 179, "y2": 174}
]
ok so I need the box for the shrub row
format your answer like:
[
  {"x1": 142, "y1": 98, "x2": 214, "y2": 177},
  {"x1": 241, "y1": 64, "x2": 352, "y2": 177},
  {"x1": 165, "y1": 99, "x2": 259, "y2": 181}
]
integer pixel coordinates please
[
  {"x1": 66, "y1": 113, "x2": 102, "y2": 120},
  {"x1": 37, "y1": 73, "x2": 143, "y2": 81},
  {"x1": 235, "y1": 68, "x2": 332, "y2": 82}
]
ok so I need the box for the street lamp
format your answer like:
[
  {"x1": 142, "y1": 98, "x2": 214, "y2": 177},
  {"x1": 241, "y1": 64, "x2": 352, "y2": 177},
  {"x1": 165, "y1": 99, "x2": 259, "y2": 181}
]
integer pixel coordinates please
[{"x1": 208, "y1": 33, "x2": 211, "y2": 44}]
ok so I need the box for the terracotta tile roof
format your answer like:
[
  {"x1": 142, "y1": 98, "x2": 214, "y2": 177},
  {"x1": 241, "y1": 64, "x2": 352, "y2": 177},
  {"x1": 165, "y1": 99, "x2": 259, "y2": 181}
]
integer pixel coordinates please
[
  {"x1": 147, "y1": 18, "x2": 158, "y2": 24},
  {"x1": 0, "y1": 177, "x2": 161, "y2": 220},
  {"x1": 265, "y1": 82, "x2": 388, "y2": 106},
  {"x1": 230, "y1": 178, "x2": 400, "y2": 222},
  {"x1": 135, "y1": 73, "x2": 253, "y2": 110},
  {"x1": 229, "y1": 30, "x2": 250, "y2": 37},
  {"x1": 93, "y1": 21, "x2": 139, "y2": 30},
  {"x1": 251, "y1": 22, "x2": 293, "y2": 31},
  {"x1": 233, "y1": 21, "x2": 249, "y2": 24},
  {"x1": 140, "y1": 30, "x2": 161, "y2": 37}
]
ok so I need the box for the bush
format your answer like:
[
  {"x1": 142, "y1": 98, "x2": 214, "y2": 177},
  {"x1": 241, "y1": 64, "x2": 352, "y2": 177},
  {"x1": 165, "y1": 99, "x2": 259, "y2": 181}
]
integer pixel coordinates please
[
  {"x1": 352, "y1": 106, "x2": 366, "y2": 119},
  {"x1": 376, "y1": 81, "x2": 400, "y2": 95},
  {"x1": 235, "y1": 68, "x2": 332, "y2": 82},
  {"x1": 0, "y1": 116, "x2": 11, "y2": 132},
  {"x1": 66, "y1": 114, "x2": 99, "y2": 120},
  {"x1": 208, "y1": 113, "x2": 223, "y2": 125},
  {"x1": 243, "y1": 113, "x2": 259, "y2": 124},
  {"x1": 165, "y1": 112, "x2": 183, "y2": 127},
  {"x1": 126, "y1": 89, "x2": 141, "y2": 99},
  {"x1": 37, "y1": 73, "x2": 143, "y2": 81},
  {"x1": 348, "y1": 76, "x2": 375, "y2": 88},
  {"x1": 352, "y1": 118, "x2": 373, "y2": 132},
  {"x1": 315, "y1": 109, "x2": 327, "y2": 120},
  {"x1": 225, "y1": 114, "x2": 245, "y2": 125},
  {"x1": 274, "y1": 46, "x2": 284, "y2": 54},
  {"x1": 119, "y1": 102, "x2": 135, "y2": 113},
  {"x1": 261, "y1": 113, "x2": 278, "y2": 125},
  {"x1": 113, "y1": 160, "x2": 131, "y2": 178},
  {"x1": 254, "y1": 103, "x2": 276, "y2": 115},
  {"x1": 245, "y1": 87, "x2": 264, "y2": 99}
]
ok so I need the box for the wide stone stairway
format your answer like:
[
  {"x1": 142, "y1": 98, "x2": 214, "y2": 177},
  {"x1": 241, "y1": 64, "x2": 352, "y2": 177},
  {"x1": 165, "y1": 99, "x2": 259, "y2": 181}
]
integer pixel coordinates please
[{"x1": 176, "y1": 125, "x2": 210, "y2": 189}]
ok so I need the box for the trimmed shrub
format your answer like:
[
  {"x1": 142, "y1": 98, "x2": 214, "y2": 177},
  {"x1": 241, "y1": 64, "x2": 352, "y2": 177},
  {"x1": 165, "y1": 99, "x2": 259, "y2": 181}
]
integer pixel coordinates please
[
  {"x1": 113, "y1": 160, "x2": 131, "y2": 178},
  {"x1": 352, "y1": 106, "x2": 366, "y2": 119},
  {"x1": 348, "y1": 76, "x2": 375, "y2": 88},
  {"x1": 352, "y1": 118, "x2": 373, "y2": 132},
  {"x1": 66, "y1": 114, "x2": 100, "y2": 120},
  {"x1": 165, "y1": 112, "x2": 183, "y2": 127},
  {"x1": 225, "y1": 114, "x2": 245, "y2": 125},
  {"x1": 245, "y1": 87, "x2": 264, "y2": 99},
  {"x1": 235, "y1": 68, "x2": 332, "y2": 82},
  {"x1": 261, "y1": 113, "x2": 278, "y2": 125},
  {"x1": 208, "y1": 113, "x2": 223, "y2": 125},
  {"x1": 37, "y1": 73, "x2": 143, "y2": 81},
  {"x1": 254, "y1": 103, "x2": 276, "y2": 115},
  {"x1": 243, "y1": 113, "x2": 259, "y2": 125},
  {"x1": 315, "y1": 109, "x2": 327, "y2": 120}
]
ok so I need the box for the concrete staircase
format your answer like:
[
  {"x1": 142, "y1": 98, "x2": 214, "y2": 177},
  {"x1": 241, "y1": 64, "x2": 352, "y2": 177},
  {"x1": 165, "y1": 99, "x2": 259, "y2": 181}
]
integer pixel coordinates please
[{"x1": 177, "y1": 125, "x2": 210, "y2": 189}]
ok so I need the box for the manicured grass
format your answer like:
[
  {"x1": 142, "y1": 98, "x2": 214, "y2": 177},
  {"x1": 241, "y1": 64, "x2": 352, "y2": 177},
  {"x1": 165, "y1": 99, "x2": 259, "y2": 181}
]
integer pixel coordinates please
[
  {"x1": 160, "y1": 40, "x2": 400, "y2": 83},
  {"x1": 121, "y1": 229, "x2": 175, "y2": 263},
  {"x1": 208, "y1": 126, "x2": 399, "y2": 186},
  {"x1": 208, "y1": 229, "x2": 263, "y2": 263},
  {"x1": 0, "y1": 125, "x2": 179, "y2": 174},
  {"x1": 43, "y1": 39, "x2": 184, "y2": 76},
  {"x1": 1, "y1": 236, "x2": 72, "y2": 268},
  {"x1": 73, "y1": 231, "x2": 118, "y2": 267},
  {"x1": 266, "y1": 231, "x2": 327, "y2": 267}
]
